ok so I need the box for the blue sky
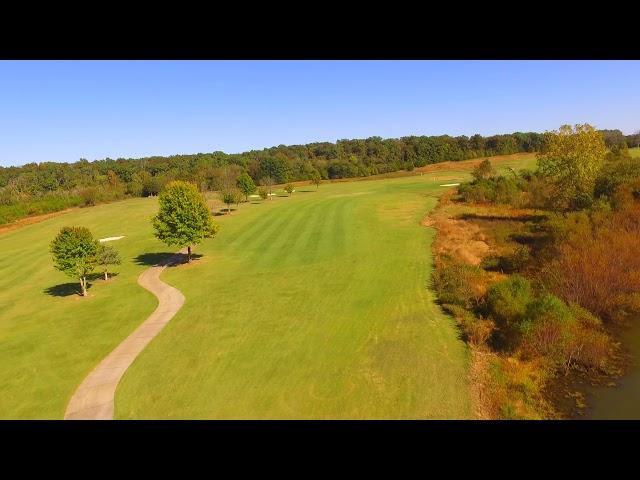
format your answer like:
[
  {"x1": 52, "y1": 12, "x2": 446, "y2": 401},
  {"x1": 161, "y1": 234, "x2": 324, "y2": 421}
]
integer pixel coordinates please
[{"x1": 0, "y1": 60, "x2": 638, "y2": 167}]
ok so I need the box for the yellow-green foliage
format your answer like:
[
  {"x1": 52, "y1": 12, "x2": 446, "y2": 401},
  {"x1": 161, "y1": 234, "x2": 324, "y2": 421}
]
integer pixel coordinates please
[
  {"x1": 152, "y1": 181, "x2": 219, "y2": 249},
  {"x1": 537, "y1": 124, "x2": 607, "y2": 209}
]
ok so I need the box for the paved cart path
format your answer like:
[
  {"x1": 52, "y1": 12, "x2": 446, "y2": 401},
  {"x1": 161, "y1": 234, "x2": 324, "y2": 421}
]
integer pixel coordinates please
[{"x1": 64, "y1": 250, "x2": 186, "y2": 420}]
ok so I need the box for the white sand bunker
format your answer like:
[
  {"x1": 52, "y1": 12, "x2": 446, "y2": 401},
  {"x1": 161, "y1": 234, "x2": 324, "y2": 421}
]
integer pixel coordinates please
[
  {"x1": 99, "y1": 236, "x2": 125, "y2": 243},
  {"x1": 439, "y1": 183, "x2": 460, "y2": 187}
]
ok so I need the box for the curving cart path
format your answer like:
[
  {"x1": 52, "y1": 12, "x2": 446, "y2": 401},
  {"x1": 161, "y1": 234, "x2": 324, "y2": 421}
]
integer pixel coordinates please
[{"x1": 64, "y1": 250, "x2": 186, "y2": 420}]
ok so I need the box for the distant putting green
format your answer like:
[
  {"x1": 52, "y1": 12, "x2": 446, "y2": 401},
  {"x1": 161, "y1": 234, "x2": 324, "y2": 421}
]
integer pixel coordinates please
[{"x1": 0, "y1": 155, "x2": 532, "y2": 419}]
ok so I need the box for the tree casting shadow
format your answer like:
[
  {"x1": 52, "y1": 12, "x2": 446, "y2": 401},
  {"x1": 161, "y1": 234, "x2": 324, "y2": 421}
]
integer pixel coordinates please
[
  {"x1": 213, "y1": 209, "x2": 237, "y2": 216},
  {"x1": 44, "y1": 282, "x2": 92, "y2": 297},
  {"x1": 134, "y1": 252, "x2": 203, "y2": 267},
  {"x1": 456, "y1": 212, "x2": 547, "y2": 223}
]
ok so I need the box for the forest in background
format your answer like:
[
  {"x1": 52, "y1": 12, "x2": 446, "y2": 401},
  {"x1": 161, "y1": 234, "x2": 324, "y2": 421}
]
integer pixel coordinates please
[{"x1": 0, "y1": 129, "x2": 636, "y2": 225}]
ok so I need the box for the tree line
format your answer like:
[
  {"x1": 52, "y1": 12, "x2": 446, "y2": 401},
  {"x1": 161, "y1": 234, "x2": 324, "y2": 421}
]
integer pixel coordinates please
[{"x1": 2, "y1": 129, "x2": 636, "y2": 225}]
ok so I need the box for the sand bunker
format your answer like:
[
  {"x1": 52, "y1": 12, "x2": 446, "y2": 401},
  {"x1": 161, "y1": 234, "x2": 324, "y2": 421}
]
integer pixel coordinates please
[{"x1": 98, "y1": 236, "x2": 125, "y2": 242}]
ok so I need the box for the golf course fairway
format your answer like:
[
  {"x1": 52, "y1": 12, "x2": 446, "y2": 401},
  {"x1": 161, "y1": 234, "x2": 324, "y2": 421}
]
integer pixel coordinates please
[
  {"x1": 116, "y1": 175, "x2": 472, "y2": 419},
  {"x1": 0, "y1": 162, "x2": 540, "y2": 419}
]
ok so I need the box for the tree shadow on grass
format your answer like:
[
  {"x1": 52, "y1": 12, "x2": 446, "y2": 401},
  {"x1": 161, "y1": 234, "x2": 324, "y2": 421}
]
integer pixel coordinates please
[
  {"x1": 134, "y1": 252, "x2": 203, "y2": 267},
  {"x1": 44, "y1": 282, "x2": 91, "y2": 297},
  {"x1": 213, "y1": 209, "x2": 236, "y2": 216},
  {"x1": 457, "y1": 212, "x2": 547, "y2": 223}
]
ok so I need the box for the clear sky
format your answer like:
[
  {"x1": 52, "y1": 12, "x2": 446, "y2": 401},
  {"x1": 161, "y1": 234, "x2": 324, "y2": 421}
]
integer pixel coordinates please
[{"x1": 0, "y1": 60, "x2": 638, "y2": 167}]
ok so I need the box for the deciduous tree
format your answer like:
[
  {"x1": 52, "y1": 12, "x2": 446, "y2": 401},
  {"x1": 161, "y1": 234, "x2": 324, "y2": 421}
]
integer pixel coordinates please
[
  {"x1": 152, "y1": 181, "x2": 219, "y2": 262},
  {"x1": 284, "y1": 183, "x2": 294, "y2": 196},
  {"x1": 260, "y1": 176, "x2": 274, "y2": 200},
  {"x1": 50, "y1": 226, "x2": 98, "y2": 296},
  {"x1": 236, "y1": 172, "x2": 256, "y2": 201},
  {"x1": 310, "y1": 170, "x2": 322, "y2": 190},
  {"x1": 471, "y1": 159, "x2": 496, "y2": 181},
  {"x1": 96, "y1": 244, "x2": 121, "y2": 280},
  {"x1": 537, "y1": 124, "x2": 607, "y2": 210}
]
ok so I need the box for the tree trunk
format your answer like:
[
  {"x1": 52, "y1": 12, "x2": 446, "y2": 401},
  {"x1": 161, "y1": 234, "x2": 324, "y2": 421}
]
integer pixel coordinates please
[
  {"x1": 80, "y1": 276, "x2": 87, "y2": 297},
  {"x1": 104, "y1": 270, "x2": 109, "y2": 281},
  {"x1": 187, "y1": 245, "x2": 192, "y2": 263}
]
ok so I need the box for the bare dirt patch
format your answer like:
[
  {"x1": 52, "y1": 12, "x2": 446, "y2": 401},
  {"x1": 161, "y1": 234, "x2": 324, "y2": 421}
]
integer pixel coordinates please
[{"x1": 425, "y1": 191, "x2": 490, "y2": 266}]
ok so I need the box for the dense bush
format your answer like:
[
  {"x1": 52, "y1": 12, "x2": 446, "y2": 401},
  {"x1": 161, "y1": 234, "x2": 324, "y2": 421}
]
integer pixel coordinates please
[
  {"x1": 433, "y1": 260, "x2": 485, "y2": 309},
  {"x1": 484, "y1": 276, "x2": 534, "y2": 349},
  {"x1": 0, "y1": 191, "x2": 83, "y2": 224},
  {"x1": 484, "y1": 276, "x2": 613, "y2": 372},
  {"x1": 79, "y1": 187, "x2": 98, "y2": 206},
  {"x1": 458, "y1": 176, "x2": 524, "y2": 206},
  {"x1": 481, "y1": 245, "x2": 531, "y2": 274},
  {"x1": 444, "y1": 303, "x2": 495, "y2": 346},
  {"x1": 594, "y1": 153, "x2": 640, "y2": 200}
]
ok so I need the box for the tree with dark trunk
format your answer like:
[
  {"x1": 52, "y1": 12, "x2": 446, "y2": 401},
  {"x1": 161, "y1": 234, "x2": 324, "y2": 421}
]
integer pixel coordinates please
[
  {"x1": 50, "y1": 226, "x2": 98, "y2": 296},
  {"x1": 96, "y1": 244, "x2": 121, "y2": 280},
  {"x1": 152, "y1": 181, "x2": 219, "y2": 263}
]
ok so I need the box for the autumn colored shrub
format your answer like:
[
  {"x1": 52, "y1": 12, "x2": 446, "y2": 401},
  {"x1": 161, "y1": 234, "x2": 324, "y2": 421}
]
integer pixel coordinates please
[
  {"x1": 79, "y1": 187, "x2": 98, "y2": 206},
  {"x1": 484, "y1": 276, "x2": 534, "y2": 349},
  {"x1": 458, "y1": 176, "x2": 524, "y2": 206},
  {"x1": 542, "y1": 228, "x2": 640, "y2": 323},
  {"x1": 520, "y1": 294, "x2": 575, "y2": 360},
  {"x1": 433, "y1": 260, "x2": 485, "y2": 309},
  {"x1": 443, "y1": 303, "x2": 495, "y2": 346}
]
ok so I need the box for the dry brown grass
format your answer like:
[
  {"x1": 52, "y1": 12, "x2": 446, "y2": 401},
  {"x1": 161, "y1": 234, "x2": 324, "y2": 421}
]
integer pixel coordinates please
[
  {"x1": 414, "y1": 152, "x2": 535, "y2": 174},
  {"x1": 468, "y1": 347, "x2": 498, "y2": 419},
  {"x1": 427, "y1": 187, "x2": 557, "y2": 419},
  {"x1": 428, "y1": 191, "x2": 490, "y2": 266}
]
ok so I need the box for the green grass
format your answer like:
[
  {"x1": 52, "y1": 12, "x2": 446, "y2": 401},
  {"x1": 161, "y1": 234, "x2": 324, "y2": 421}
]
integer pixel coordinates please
[
  {"x1": 629, "y1": 147, "x2": 640, "y2": 158},
  {"x1": 115, "y1": 177, "x2": 473, "y2": 419},
  {"x1": 0, "y1": 198, "x2": 166, "y2": 418},
  {"x1": 0, "y1": 155, "x2": 532, "y2": 419}
]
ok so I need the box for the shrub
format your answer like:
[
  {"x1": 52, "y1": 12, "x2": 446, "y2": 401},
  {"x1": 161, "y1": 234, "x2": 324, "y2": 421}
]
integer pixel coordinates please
[
  {"x1": 594, "y1": 157, "x2": 640, "y2": 200},
  {"x1": 542, "y1": 228, "x2": 640, "y2": 323},
  {"x1": 443, "y1": 304, "x2": 495, "y2": 346},
  {"x1": 458, "y1": 176, "x2": 523, "y2": 206},
  {"x1": 518, "y1": 294, "x2": 612, "y2": 373},
  {"x1": 79, "y1": 187, "x2": 98, "y2": 206},
  {"x1": 257, "y1": 186, "x2": 268, "y2": 200},
  {"x1": 568, "y1": 326, "x2": 612, "y2": 372},
  {"x1": 284, "y1": 183, "x2": 295, "y2": 196},
  {"x1": 433, "y1": 261, "x2": 485, "y2": 309},
  {"x1": 485, "y1": 276, "x2": 534, "y2": 349},
  {"x1": 471, "y1": 159, "x2": 496, "y2": 181},
  {"x1": 498, "y1": 245, "x2": 530, "y2": 273},
  {"x1": 524, "y1": 175, "x2": 557, "y2": 209},
  {"x1": 520, "y1": 293, "x2": 575, "y2": 359}
]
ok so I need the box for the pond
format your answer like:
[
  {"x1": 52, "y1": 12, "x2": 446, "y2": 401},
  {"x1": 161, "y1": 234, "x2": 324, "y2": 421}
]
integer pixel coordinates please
[{"x1": 585, "y1": 321, "x2": 640, "y2": 419}]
